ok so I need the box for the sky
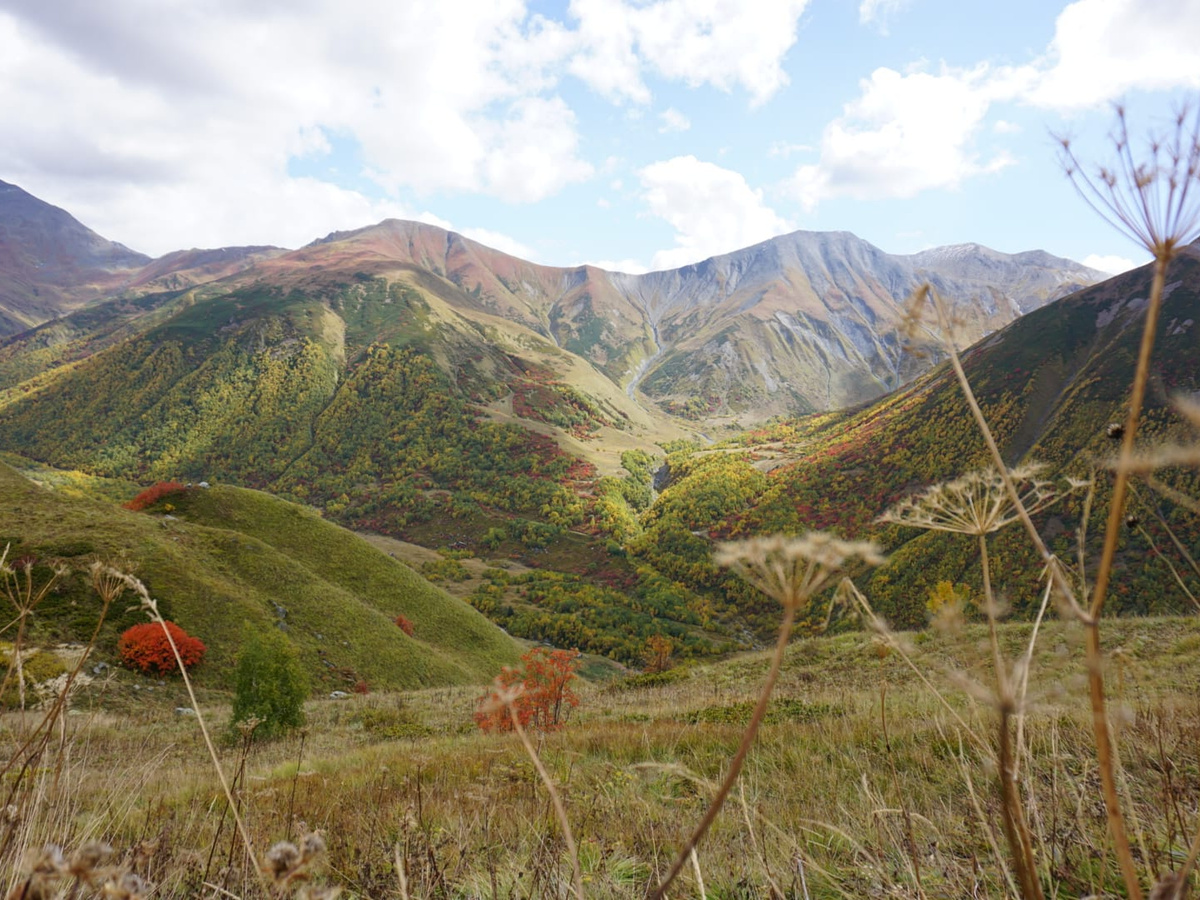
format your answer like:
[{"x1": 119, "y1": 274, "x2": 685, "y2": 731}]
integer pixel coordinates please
[{"x1": 1, "y1": 0, "x2": 1198, "y2": 275}]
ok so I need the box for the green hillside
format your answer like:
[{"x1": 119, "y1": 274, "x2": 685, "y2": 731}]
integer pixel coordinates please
[
  {"x1": 0, "y1": 461, "x2": 519, "y2": 692},
  {"x1": 2, "y1": 247, "x2": 1199, "y2": 659},
  {"x1": 632, "y1": 253, "x2": 1200, "y2": 635},
  {"x1": 0, "y1": 281, "x2": 619, "y2": 525}
]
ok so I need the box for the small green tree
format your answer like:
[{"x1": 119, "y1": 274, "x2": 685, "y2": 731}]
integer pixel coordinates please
[{"x1": 231, "y1": 629, "x2": 308, "y2": 740}]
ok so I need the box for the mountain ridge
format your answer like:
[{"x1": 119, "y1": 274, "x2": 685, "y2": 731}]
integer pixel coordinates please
[
  {"x1": 267, "y1": 216, "x2": 1105, "y2": 420},
  {"x1": 0, "y1": 180, "x2": 1106, "y2": 425}
]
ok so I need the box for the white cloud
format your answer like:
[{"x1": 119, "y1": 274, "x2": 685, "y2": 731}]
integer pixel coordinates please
[
  {"x1": 568, "y1": 0, "x2": 811, "y2": 106},
  {"x1": 639, "y1": 156, "x2": 791, "y2": 270},
  {"x1": 767, "y1": 140, "x2": 812, "y2": 158},
  {"x1": 790, "y1": 64, "x2": 1031, "y2": 210},
  {"x1": 0, "y1": 3, "x2": 591, "y2": 255},
  {"x1": 460, "y1": 228, "x2": 538, "y2": 261},
  {"x1": 858, "y1": 0, "x2": 910, "y2": 33},
  {"x1": 481, "y1": 97, "x2": 594, "y2": 203},
  {"x1": 790, "y1": 0, "x2": 1200, "y2": 212},
  {"x1": 658, "y1": 108, "x2": 691, "y2": 133},
  {"x1": 1032, "y1": 0, "x2": 1200, "y2": 110},
  {"x1": 1083, "y1": 253, "x2": 1142, "y2": 274}
]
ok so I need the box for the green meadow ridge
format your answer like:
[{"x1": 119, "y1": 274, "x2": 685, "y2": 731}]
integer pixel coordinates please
[{"x1": 0, "y1": 462, "x2": 519, "y2": 691}]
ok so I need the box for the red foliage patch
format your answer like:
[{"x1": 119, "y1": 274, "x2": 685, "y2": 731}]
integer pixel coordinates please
[
  {"x1": 118, "y1": 621, "x2": 206, "y2": 675},
  {"x1": 394, "y1": 614, "x2": 415, "y2": 637},
  {"x1": 123, "y1": 482, "x2": 187, "y2": 512},
  {"x1": 475, "y1": 648, "x2": 580, "y2": 733}
]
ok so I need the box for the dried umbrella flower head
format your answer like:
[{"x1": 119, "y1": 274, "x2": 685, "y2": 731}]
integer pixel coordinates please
[
  {"x1": 477, "y1": 678, "x2": 525, "y2": 718},
  {"x1": 879, "y1": 464, "x2": 1062, "y2": 536},
  {"x1": 1059, "y1": 103, "x2": 1200, "y2": 259},
  {"x1": 715, "y1": 533, "x2": 885, "y2": 610}
]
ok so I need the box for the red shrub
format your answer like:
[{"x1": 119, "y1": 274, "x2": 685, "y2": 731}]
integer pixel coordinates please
[
  {"x1": 353, "y1": 680, "x2": 370, "y2": 695},
  {"x1": 123, "y1": 482, "x2": 187, "y2": 512},
  {"x1": 475, "y1": 648, "x2": 580, "y2": 733},
  {"x1": 394, "y1": 614, "x2": 415, "y2": 637},
  {"x1": 118, "y1": 621, "x2": 206, "y2": 675}
]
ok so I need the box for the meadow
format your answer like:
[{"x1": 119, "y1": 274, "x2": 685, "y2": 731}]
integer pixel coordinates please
[{"x1": 6, "y1": 613, "x2": 1200, "y2": 900}]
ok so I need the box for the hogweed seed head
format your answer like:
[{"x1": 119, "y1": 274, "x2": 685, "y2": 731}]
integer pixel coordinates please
[
  {"x1": 1059, "y1": 103, "x2": 1200, "y2": 260},
  {"x1": 879, "y1": 465, "x2": 1061, "y2": 536},
  {"x1": 264, "y1": 833, "x2": 327, "y2": 888},
  {"x1": 715, "y1": 533, "x2": 884, "y2": 610}
]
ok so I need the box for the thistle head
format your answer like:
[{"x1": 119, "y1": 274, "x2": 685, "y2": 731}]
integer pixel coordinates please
[
  {"x1": 102, "y1": 872, "x2": 151, "y2": 900},
  {"x1": 715, "y1": 533, "x2": 884, "y2": 610},
  {"x1": 264, "y1": 832, "x2": 327, "y2": 888}
]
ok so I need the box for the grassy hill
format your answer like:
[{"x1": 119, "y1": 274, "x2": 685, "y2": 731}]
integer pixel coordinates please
[{"x1": 0, "y1": 461, "x2": 520, "y2": 692}]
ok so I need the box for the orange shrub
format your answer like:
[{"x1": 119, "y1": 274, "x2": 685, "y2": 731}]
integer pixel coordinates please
[
  {"x1": 123, "y1": 482, "x2": 187, "y2": 512},
  {"x1": 394, "y1": 614, "x2": 415, "y2": 636},
  {"x1": 118, "y1": 621, "x2": 206, "y2": 675},
  {"x1": 475, "y1": 647, "x2": 580, "y2": 733}
]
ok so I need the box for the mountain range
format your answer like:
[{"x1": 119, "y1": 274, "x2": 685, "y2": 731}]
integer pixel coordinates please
[
  {"x1": 1, "y1": 178, "x2": 1197, "y2": 662},
  {"x1": 0, "y1": 179, "x2": 1103, "y2": 427}
]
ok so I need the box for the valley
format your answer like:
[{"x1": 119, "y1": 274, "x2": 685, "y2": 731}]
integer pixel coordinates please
[{"x1": 2, "y1": 179, "x2": 1199, "y2": 899}]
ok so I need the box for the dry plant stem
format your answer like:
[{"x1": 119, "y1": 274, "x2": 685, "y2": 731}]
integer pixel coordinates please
[
  {"x1": 1170, "y1": 794, "x2": 1200, "y2": 900},
  {"x1": 1089, "y1": 253, "x2": 1169, "y2": 620},
  {"x1": 795, "y1": 855, "x2": 810, "y2": 900},
  {"x1": 1135, "y1": 522, "x2": 1200, "y2": 610},
  {"x1": 979, "y1": 525, "x2": 1040, "y2": 897},
  {"x1": 931, "y1": 289, "x2": 1074, "y2": 607},
  {"x1": 395, "y1": 844, "x2": 411, "y2": 900},
  {"x1": 978, "y1": 535, "x2": 1009, "y2": 698},
  {"x1": 689, "y1": 848, "x2": 707, "y2": 900},
  {"x1": 1014, "y1": 578, "x2": 1055, "y2": 777},
  {"x1": 999, "y1": 708, "x2": 1043, "y2": 900},
  {"x1": 931, "y1": 282, "x2": 1143, "y2": 899},
  {"x1": 200, "y1": 883, "x2": 242, "y2": 900},
  {"x1": 959, "y1": 749, "x2": 1019, "y2": 898},
  {"x1": 1148, "y1": 473, "x2": 1200, "y2": 517},
  {"x1": 1131, "y1": 481, "x2": 1200, "y2": 603},
  {"x1": 650, "y1": 604, "x2": 797, "y2": 900},
  {"x1": 149, "y1": 608, "x2": 266, "y2": 895},
  {"x1": 1081, "y1": 253, "x2": 1171, "y2": 900},
  {"x1": 507, "y1": 704, "x2": 584, "y2": 900}
]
